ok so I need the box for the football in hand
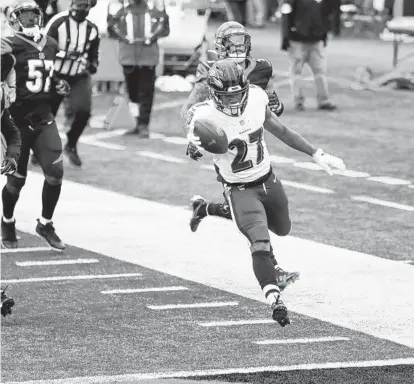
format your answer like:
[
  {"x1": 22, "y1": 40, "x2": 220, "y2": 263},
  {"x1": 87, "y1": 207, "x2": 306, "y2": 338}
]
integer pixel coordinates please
[{"x1": 193, "y1": 118, "x2": 228, "y2": 154}]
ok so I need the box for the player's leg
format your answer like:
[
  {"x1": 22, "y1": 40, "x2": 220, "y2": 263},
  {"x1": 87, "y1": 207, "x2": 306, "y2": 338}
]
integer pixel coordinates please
[
  {"x1": 136, "y1": 65, "x2": 156, "y2": 138},
  {"x1": 1, "y1": 124, "x2": 33, "y2": 249},
  {"x1": 32, "y1": 122, "x2": 65, "y2": 251},
  {"x1": 189, "y1": 194, "x2": 231, "y2": 232},
  {"x1": 64, "y1": 74, "x2": 92, "y2": 166},
  {"x1": 227, "y1": 185, "x2": 290, "y2": 326},
  {"x1": 123, "y1": 66, "x2": 140, "y2": 134},
  {"x1": 31, "y1": 91, "x2": 64, "y2": 166},
  {"x1": 262, "y1": 174, "x2": 300, "y2": 289},
  {"x1": 288, "y1": 41, "x2": 306, "y2": 110}
]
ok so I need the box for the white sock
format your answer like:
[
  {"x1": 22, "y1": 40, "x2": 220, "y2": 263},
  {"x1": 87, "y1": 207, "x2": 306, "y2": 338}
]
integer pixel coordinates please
[
  {"x1": 38, "y1": 217, "x2": 52, "y2": 226},
  {"x1": 2, "y1": 216, "x2": 15, "y2": 223}
]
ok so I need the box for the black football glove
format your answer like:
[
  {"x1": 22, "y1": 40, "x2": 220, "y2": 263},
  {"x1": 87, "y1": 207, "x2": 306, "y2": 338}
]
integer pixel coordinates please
[
  {"x1": 186, "y1": 142, "x2": 203, "y2": 161},
  {"x1": 54, "y1": 79, "x2": 70, "y2": 96},
  {"x1": 267, "y1": 91, "x2": 284, "y2": 117},
  {"x1": 1, "y1": 157, "x2": 17, "y2": 176}
]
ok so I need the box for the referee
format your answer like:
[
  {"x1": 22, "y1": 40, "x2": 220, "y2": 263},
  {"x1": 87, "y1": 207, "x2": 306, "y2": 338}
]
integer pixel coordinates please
[{"x1": 42, "y1": 0, "x2": 99, "y2": 167}]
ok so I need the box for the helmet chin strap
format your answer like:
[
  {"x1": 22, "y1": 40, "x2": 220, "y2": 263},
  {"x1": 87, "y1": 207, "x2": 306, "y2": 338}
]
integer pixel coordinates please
[{"x1": 20, "y1": 25, "x2": 41, "y2": 42}]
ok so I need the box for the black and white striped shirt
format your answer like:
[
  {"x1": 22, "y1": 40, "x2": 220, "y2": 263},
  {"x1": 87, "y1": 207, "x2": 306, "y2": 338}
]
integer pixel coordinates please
[{"x1": 44, "y1": 11, "x2": 100, "y2": 77}]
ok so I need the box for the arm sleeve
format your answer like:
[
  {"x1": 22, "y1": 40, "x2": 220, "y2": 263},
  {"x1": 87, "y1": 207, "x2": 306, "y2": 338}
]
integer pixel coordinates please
[
  {"x1": 43, "y1": 14, "x2": 61, "y2": 42},
  {"x1": 1, "y1": 111, "x2": 21, "y2": 162},
  {"x1": 88, "y1": 27, "x2": 100, "y2": 68}
]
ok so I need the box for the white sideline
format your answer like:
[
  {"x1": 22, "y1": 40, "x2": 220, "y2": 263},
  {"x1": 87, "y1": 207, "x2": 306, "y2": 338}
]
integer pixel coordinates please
[
  {"x1": 1, "y1": 246, "x2": 51, "y2": 254},
  {"x1": 5, "y1": 358, "x2": 414, "y2": 384},
  {"x1": 254, "y1": 337, "x2": 350, "y2": 345},
  {"x1": 6, "y1": 172, "x2": 414, "y2": 348}
]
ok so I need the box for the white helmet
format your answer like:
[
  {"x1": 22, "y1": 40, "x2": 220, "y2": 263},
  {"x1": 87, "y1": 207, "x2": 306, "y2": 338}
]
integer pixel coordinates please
[{"x1": 6, "y1": 0, "x2": 43, "y2": 40}]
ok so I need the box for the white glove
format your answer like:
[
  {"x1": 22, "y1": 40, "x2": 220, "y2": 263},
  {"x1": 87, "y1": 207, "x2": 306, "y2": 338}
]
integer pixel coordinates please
[
  {"x1": 186, "y1": 130, "x2": 201, "y2": 147},
  {"x1": 312, "y1": 148, "x2": 346, "y2": 176}
]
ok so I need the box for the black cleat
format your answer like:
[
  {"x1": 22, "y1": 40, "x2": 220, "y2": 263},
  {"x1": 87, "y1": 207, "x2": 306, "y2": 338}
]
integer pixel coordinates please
[
  {"x1": 275, "y1": 267, "x2": 300, "y2": 292},
  {"x1": 1, "y1": 218, "x2": 18, "y2": 249},
  {"x1": 189, "y1": 195, "x2": 207, "y2": 232},
  {"x1": 35, "y1": 219, "x2": 65, "y2": 251},
  {"x1": 318, "y1": 101, "x2": 337, "y2": 111},
  {"x1": 1, "y1": 286, "x2": 15, "y2": 317},
  {"x1": 64, "y1": 144, "x2": 82, "y2": 167},
  {"x1": 271, "y1": 298, "x2": 290, "y2": 327}
]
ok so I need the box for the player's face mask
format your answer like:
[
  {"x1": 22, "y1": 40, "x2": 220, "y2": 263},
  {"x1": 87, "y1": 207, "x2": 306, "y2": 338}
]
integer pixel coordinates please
[
  {"x1": 223, "y1": 34, "x2": 251, "y2": 63},
  {"x1": 70, "y1": 0, "x2": 91, "y2": 22},
  {"x1": 9, "y1": 7, "x2": 42, "y2": 41},
  {"x1": 212, "y1": 86, "x2": 249, "y2": 117}
]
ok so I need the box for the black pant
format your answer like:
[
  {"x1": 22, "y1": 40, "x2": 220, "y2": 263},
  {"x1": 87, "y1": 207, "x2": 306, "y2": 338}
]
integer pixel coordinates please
[
  {"x1": 123, "y1": 65, "x2": 156, "y2": 126},
  {"x1": 51, "y1": 73, "x2": 92, "y2": 148}
]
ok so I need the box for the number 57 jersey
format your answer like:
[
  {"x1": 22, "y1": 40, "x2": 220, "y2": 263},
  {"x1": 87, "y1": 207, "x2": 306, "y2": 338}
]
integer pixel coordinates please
[
  {"x1": 189, "y1": 85, "x2": 271, "y2": 185},
  {"x1": 1, "y1": 34, "x2": 58, "y2": 117}
]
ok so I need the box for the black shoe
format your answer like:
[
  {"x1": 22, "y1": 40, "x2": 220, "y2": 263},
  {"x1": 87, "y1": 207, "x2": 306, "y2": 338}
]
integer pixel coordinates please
[
  {"x1": 295, "y1": 103, "x2": 305, "y2": 111},
  {"x1": 271, "y1": 297, "x2": 290, "y2": 327},
  {"x1": 1, "y1": 218, "x2": 18, "y2": 249},
  {"x1": 124, "y1": 126, "x2": 140, "y2": 135},
  {"x1": 318, "y1": 101, "x2": 337, "y2": 111},
  {"x1": 189, "y1": 195, "x2": 207, "y2": 232},
  {"x1": 35, "y1": 219, "x2": 65, "y2": 251},
  {"x1": 138, "y1": 125, "x2": 149, "y2": 139},
  {"x1": 1, "y1": 286, "x2": 15, "y2": 317},
  {"x1": 275, "y1": 267, "x2": 300, "y2": 292},
  {"x1": 64, "y1": 145, "x2": 82, "y2": 167}
]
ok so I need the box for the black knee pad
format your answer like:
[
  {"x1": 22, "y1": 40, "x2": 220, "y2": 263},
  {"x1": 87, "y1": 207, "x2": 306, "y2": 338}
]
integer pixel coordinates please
[
  {"x1": 44, "y1": 163, "x2": 64, "y2": 185},
  {"x1": 274, "y1": 220, "x2": 291, "y2": 237},
  {"x1": 6, "y1": 176, "x2": 26, "y2": 195}
]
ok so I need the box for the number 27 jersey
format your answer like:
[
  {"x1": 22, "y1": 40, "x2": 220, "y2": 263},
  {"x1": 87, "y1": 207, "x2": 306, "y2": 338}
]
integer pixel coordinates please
[{"x1": 188, "y1": 85, "x2": 271, "y2": 184}]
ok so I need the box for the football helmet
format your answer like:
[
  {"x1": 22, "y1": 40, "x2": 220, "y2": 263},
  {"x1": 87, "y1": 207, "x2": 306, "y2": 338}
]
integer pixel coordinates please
[
  {"x1": 207, "y1": 59, "x2": 249, "y2": 117},
  {"x1": 214, "y1": 21, "x2": 251, "y2": 63},
  {"x1": 6, "y1": 0, "x2": 43, "y2": 40}
]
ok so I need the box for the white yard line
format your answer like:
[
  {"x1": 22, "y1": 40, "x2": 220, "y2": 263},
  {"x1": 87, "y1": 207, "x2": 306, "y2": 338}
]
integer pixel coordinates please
[
  {"x1": 8, "y1": 172, "x2": 414, "y2": 348},
  {"x1": 281, "y1": 180, "x2": 335, "y2": 194},
  {"x1": 1, "y1": 273, "x2": 142, "y2": 284},
  {"x1": 15, "y1": 258, "x2": 99, "y2": 267},
  {"x1": 198, "y1": 319, "x2": 275, "y2": 327},
  {"x1": 1, "y1": 246, "x2": 51, "y2": 254},
  {"x1": 293, "y1": 162, "x2": 325, "y2": 171},
  {"x1": 147, "y1": 302, "x2": 239, "y2": 310},
  {"x1": 101, "y1": 286, "x2": 189, "y2": 294},
  {"x1": 5, "y1": 358, "x2": 414, "y2": 384},
  {"x1": 79, "y1": 140, "x2": 125, "y2": 151},
  {"x1": 254, "y1": 337, "x2": 350, "y2": 345},
  {"x1": 351, "y1": 195, "x2": 414, "y2": 212},
  {"x1": 269, "y1": 155, "x2": 296, "y2": 164},
  {"x1": 136, "y1": 151, "x2": 187, "y2": 164},
  {"x1": 367, "y1": 176, "x2": 412, "y2": 186}
]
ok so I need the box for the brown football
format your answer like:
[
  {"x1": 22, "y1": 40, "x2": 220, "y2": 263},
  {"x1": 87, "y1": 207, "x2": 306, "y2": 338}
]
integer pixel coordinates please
[{"x1": 193, "y1": 118, "x2": 228, "y2": 155}]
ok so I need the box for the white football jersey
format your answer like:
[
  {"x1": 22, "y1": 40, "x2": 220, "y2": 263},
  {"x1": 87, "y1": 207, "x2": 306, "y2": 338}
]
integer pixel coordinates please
[{"x1": 188, "y1": 85, "x2": 271, "y2": 184}]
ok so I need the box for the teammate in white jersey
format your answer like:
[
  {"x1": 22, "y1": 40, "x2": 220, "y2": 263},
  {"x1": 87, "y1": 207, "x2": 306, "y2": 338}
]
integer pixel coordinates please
[{"x1": 186, "y1": 59, "x2": 346, "y2": 326}]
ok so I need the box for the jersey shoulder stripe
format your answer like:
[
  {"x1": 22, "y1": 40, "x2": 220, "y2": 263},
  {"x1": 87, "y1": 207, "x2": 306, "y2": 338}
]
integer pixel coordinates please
[{"x1": 195, "y1": 60, "x2": 215, "y2": 83}]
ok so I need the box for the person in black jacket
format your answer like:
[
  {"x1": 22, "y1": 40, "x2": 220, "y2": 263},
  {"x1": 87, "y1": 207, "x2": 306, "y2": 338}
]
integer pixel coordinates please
[{"x1": 281, "y1": 0, "x2": 339, "y2": 111}]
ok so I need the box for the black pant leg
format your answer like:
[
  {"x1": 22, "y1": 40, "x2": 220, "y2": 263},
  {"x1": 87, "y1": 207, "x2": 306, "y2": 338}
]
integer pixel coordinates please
[
  {"x1": 123, "y1": 66, "x2": 140, "y2": 104},
  {"x1": 137, "y1": 66, "x2": 155, "y2": 127}
]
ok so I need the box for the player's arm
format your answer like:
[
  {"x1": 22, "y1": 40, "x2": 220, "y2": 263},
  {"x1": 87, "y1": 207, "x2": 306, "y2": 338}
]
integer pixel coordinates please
[
  {"x1": 263, "y1": 106, "x2": 346, "y2": 174},
  {"x1": 263, "y1": 106, "x2": 316, "y2": 156},
  {"x1": 264, "y1": 62, "x2": 284, "y2": 117},
  {"x1": 1, "y1": 109, "x2": 21, "y2": 175}
]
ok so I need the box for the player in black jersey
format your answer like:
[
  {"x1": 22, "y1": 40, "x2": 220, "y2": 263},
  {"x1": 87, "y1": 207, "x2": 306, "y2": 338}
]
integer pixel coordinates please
[
  {"x1": 181, "y1": 21, "x2": 299, "y2": 291},
  {"x1": 1, "y1": 0, "x2": 70, "y2": 251}
]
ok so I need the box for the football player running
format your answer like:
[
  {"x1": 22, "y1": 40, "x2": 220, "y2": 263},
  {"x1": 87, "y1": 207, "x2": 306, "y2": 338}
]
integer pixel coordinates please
[
  {"x1": 186, "y1": 59, "x2": 346, "y2": 326},
  {"x1": 181, "y1": 21, "x2": 298, "y2": 291},
  {"x1": 1, "y1": 0, "x2": 70, "y2": 250}
]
